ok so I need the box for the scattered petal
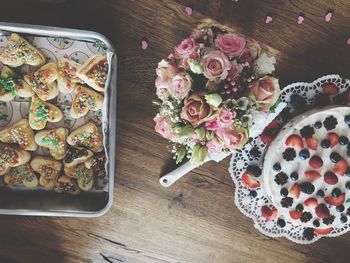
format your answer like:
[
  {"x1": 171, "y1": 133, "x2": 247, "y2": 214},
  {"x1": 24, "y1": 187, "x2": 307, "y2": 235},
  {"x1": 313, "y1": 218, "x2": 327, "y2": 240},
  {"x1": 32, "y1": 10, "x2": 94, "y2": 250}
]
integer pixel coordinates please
[
  {"x1": 185, "y1": 6, "x2": 193, "y2": 16},
  {"x1": 325, "y1": 11, "x2": 333, "y2": 22},
  {"x1": 265, "y1": 15, "x2": 273, "y2": 24},
  {"x1": 347, "y1": 38, "x2": 350, "y2": 45},
  {"x1": 297, "y1": 15, "x2": 304, "y2": 24},
  {"x1": 141, "y1": 39, "x2": 148, "y2": 50}
]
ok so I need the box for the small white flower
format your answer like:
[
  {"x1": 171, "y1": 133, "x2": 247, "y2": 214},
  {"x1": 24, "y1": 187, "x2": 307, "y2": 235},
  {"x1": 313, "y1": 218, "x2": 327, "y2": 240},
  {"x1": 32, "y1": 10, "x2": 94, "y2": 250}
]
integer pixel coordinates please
[{"x1": 254, "y1": 53, "x2": 276, "y2": 77}]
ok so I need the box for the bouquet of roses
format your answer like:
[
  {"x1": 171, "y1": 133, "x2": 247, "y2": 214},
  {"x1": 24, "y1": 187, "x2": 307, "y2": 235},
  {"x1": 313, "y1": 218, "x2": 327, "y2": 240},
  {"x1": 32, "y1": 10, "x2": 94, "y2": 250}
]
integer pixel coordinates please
[{"x1": 153, "y1": 26, "x2": 281, "y2": 165}]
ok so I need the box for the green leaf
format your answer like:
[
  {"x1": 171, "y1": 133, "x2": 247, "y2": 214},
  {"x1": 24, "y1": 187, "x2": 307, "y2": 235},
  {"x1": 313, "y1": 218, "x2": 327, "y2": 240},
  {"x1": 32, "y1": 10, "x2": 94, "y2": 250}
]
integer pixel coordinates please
[
  {"x1": 196, "y1": 127, "x2": 206, "y2": 141},
  {"x1": 176, "y1": 147, "x2": 187, "y2": 164},
  {"x1": 269, "y1": 95, "x2": 281, "y2": 113},
  {"x1": 177, "y1": 126, "x2": 194, "y2": 139},
  {"x1": 190, "y1": 144, "x2": 208, "y2": 165}
]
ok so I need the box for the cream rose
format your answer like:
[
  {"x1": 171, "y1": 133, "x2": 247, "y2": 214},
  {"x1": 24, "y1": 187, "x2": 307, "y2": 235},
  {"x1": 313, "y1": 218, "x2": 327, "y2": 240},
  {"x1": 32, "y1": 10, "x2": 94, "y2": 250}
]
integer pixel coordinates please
[
  {"x1": 250, "y1": 76, "x2": 280, "y2": 111},
  {"x1": 168, "y1": 72, "x2": 193, "y2": 100}
]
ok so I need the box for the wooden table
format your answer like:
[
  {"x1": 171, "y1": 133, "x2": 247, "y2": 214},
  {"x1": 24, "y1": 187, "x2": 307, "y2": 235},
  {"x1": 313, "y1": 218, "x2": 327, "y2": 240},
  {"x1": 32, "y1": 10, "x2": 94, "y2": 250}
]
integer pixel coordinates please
[{"x1": 1, "y1": 0, "x2": 350, "y2": 262}]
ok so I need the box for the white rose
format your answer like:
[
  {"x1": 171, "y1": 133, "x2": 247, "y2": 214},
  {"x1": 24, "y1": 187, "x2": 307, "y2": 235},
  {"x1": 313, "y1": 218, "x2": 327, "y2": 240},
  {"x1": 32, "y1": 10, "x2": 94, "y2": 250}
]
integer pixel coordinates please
[{"x1": 253, "y1": 53, "x2": 276, "y2": 77}]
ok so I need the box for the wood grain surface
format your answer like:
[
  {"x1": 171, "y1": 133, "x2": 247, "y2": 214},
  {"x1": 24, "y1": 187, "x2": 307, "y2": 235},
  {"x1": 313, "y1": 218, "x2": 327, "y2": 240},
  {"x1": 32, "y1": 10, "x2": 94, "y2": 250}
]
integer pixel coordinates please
[{"x1": 1, "y1": 0, "x2": 350, "y2": 262}]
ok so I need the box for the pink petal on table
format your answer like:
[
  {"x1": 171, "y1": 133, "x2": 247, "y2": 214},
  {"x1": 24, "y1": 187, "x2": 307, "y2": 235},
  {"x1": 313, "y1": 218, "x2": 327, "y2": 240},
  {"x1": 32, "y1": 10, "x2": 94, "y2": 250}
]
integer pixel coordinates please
[
  {"x1": 185, "y1": 6, "x2": 192, "y2": 16},
  {"x1": 347, "y1": 38, "x2": 350, "y2": 45},
  {"x1": 265, "y1": 15, "x2": 273, "y2": 24},
  {"x1": 325, "y1": 12, "x2": 333, "y2": 22},
  {"x1": 141, "y1": 40, "x2": 148, "y2": 50},
  {"x1": 297, "y1": 15, "x2": 304, "y2": 24}
]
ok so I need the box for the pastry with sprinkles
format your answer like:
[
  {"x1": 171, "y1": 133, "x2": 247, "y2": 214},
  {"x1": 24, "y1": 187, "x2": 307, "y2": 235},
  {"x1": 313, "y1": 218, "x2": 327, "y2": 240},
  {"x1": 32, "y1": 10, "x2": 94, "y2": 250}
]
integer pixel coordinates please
[
  {"x1": 57, "y1": 58, "x2": 83, "y2": 94},
  {"x1": 34, "y1": 127, "x2": 68, "y2": 160},
  {"x1": 0, "y1": 119, "x2": 37, "y2": 151},
  {"x1": 4, "y1": 163, "x2": 38, "y2": 188},
  {"x1": 24, "y1": 62, "x2": 59, "y2": 101},
  {"x1": 64, "y1": 163, "x2": 94, "y2": 191},
  {"x1": 29, "y1": 95, "x2": 63, "y2": 130},
  {"x1": 0, "y1": 33, "x2": 46, "y2": 67},
  {"x1": 70, "y1": 85, "x2": 104, "y2": 119},
  {"x1": 63, "y1": 147, "x2": 93, "y2": 168},
  {"x1": 76, "y1": 54, "x2": 108, "y2": 92},
  {"x1": 0, "y1": 142, "x2": 31, "y2": 175},
  {"x1": 67, "y1": 122, "x2": 103, "y2": 153},
  {"x1": 30, "y1": 156, "x2": 62, "y2": 189},
  {"x1": 54, "y1": 175, "x2": 81, "y2": 195},
  {"x1": 0, "y1": 66, "x2": 34, "y2": 101}
]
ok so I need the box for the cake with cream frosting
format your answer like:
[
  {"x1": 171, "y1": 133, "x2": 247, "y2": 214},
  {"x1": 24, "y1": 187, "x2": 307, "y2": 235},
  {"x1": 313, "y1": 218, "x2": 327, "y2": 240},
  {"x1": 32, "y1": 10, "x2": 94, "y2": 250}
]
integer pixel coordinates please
[{"x1": 263, "y1": 106, "x2": 350, "y2": 229}]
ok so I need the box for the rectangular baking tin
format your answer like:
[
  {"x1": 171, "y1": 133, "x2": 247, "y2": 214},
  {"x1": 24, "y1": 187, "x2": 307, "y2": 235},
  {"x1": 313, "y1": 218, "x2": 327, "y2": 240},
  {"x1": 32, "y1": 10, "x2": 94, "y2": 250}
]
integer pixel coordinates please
[{"x1": 0, "y1": 22, "x2": 117, "y2": 217}]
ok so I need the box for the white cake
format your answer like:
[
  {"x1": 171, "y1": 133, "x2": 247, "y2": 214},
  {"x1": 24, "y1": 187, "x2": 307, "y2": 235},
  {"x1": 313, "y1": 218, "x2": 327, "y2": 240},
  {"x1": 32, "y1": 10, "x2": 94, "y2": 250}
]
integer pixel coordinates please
[{"x1": 263, "y1": 106, "x2": 350, "y2": 229}]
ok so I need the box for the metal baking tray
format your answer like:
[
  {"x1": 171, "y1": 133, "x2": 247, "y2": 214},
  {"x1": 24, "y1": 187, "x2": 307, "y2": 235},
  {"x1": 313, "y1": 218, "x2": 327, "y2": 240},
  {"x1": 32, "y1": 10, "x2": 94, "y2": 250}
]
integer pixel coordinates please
[{"x1": 0, "y1": 22, "x2": 117, "y2": 217}]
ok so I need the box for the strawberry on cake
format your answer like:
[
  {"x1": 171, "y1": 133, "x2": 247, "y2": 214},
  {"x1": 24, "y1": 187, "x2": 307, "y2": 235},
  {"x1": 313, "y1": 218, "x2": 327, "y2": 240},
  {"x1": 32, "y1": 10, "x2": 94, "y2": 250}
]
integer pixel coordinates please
[{"x1": 263, "y1": 106, "x2": 350, "y2": 238}]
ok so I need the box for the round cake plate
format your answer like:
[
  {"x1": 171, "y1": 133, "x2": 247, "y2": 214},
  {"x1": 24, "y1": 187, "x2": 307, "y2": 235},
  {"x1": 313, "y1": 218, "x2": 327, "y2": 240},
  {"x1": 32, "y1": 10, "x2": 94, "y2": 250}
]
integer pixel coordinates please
[{"x1": 229, "y1": 74, "x2": 350, "y2": 244}]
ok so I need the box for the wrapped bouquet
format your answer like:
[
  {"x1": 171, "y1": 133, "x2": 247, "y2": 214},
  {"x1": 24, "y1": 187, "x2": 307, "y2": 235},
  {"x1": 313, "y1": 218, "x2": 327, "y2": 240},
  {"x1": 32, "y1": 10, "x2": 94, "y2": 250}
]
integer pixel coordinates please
[{"x1": 153, "y1": 25, "x2": 281, "y2": 165}]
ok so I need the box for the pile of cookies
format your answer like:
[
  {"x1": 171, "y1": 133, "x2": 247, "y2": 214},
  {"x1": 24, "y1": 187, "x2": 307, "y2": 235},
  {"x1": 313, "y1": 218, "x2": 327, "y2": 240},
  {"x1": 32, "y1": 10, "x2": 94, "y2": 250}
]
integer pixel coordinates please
[{"x1": 0, "y1": 33, "x2": 108, "y2": 195}]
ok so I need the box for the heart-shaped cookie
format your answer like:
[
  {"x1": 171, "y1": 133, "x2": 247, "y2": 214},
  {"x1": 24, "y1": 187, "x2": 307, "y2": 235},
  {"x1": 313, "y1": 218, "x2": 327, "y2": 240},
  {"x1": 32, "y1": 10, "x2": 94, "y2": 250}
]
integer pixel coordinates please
[
  {"x1": 70, "y1": 85, "x2": 104, "y2": 119},
  {"x1": 29, "y1": 95, "x2": 63, "y2": 130},
  {"x1": 0, "y1": 33, "x2": 46, "y2": 67},
  {"x1": 57, "y1": 58, "x2": 83, "y2": 94},
  {"x1": 64, "y1": 163, "x2": 94, "y2": 191},
  {"x1": 4, "y1": 163, "x2": 38, "y2": 188},
  {"x1": 24, "y1": 63, "x2": 59, "y2": 101},
  {"x1": 34, "y1": 127, "x2": 68, "y2": 160},
  {"x1": 76, "y1": 54, "x2": 108, "y2": 92},
  {"x1": 0, "y1": 66, "x2": 34, "y2": 102},
  {"x1": 54, "y1": 175, "x2": 81, "y2": 195},
  {"x1": 67, "y1": 122, "x2": 103, "y2": 153},
  {"x1": 30, "y1": 156, "x2": 62, "y2": 189},
  {"x1": 0, "y1": 119, "x2": 37, "y2": 151},
  {"x1": 0, "y1": 142, "x2": 31, "y2": 175}
]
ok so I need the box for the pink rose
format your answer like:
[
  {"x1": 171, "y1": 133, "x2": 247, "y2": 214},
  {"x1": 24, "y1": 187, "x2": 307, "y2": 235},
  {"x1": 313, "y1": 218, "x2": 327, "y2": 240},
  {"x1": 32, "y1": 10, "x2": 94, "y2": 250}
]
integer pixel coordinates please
[
  {"x1": 215, "y1": 128, "x2": 248, "y2": 150},
  {"x1": 155, "y1": 60, "x2": 179, "y2": 90},
  {"x1": 174, "y1": 38, "x2": 198, "y2": 59},
  {"x1": 250, "y1": 76, "x2": 280, "y2": 111},
  {"x1": 168, "y1": 72, "x2": 193, "y2": 100},
  {"x1": 190, "y1": 30, "x2": 205, "y2": 40},
  {"x1": 240, "y1": 40, "x2": 261, "y2": 64},
  {"x1": 154, "y1": 114, "x2": 177, "y2": 140},
  {"x1": 227, "y1": 60, "x2": 242, "y2": 81},
  {"x1": 201, "y1": 51, "x2": 231, "y2": 81},
  {"x1": 205, "y1": 119, "x2": 220, "y2": 131},
  {"x1": 214, "y1": 34, "x2": 246, "y2": 57},
  {"x1": 180, "y1": 92, "x2": 216, "y2": 128},
  {"x1": 207, "y1": 137, "x2": 224, "y2": 153},
  {"x1": 218, "y1": 107, "x2": 235, "y2": 128}
]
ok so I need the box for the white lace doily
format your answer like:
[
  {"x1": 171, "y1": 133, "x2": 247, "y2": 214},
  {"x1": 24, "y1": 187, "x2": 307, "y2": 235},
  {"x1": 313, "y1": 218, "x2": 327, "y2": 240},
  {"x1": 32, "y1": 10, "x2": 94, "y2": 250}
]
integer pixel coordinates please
[{"x1": 229, "y1": 74, "x2": 350, "y2": 244}]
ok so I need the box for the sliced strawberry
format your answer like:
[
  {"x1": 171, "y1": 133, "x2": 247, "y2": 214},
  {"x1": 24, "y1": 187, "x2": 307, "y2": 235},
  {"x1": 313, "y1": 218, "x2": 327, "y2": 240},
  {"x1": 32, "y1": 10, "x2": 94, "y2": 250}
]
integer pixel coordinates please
[
  {"x1": 289, "y1": 210, "x2": 302, "y2": 220},
  {"x1": 323, "y1": 83, "x2": 339, "y2": 95},
  {"x1": 306, "y1": 138, "x2": 318, "y2": 151},
  {"x1": 325, "y1": 193, "x2": 345, "y2": 206},
  {"x1": 346, "y1": 88, "x2": 350, "y2": 103},
  {"x1": 324, "y1": 171, "x2": 338, "y2": 185},
  {"x1": 289, "y1": 183, "x2": 300, "y2": 199},
  {"x1": 327, "y1": 132, "x2": 339, "y2": 148},
  {"x1": 304, "y1": 198, "x2": 318, "y2": 208},
  {"x1": 309, "y1": 156, "x2": 323, "y2": 169},
  {"x1": 261, "y1": 206, "x2": 277, "y2": 222},
  {"x1": 314, "y1": 227, "x2": 333, "y2": 235},
  {"x1": 260, "y1": 132, "x2": 273, "y2": 144},
  {"x1": 285, "y1": 134, "x2": 304, "y2": 149},
  {"x1": 304, "y1": 170, "x2": 321, "y2": 181},
  {"x1": 315, "y1": 204, "x2": 330, "y2": 219},
  {"x1": 267, "y1": 119, "x2": 279, "y2": 130},
  {"x1": 334, "y1": 159, "x2": 348, "y2": 176},
  {"x1": 242, "y1": 171, "x2": 260, "y2": 189}
]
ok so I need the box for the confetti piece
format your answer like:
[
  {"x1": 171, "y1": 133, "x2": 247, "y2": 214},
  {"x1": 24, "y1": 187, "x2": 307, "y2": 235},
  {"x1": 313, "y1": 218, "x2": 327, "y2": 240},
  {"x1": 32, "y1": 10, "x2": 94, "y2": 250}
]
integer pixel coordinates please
[
  {"x1": 185, "y1": 6, "x2": 193, "y2": 16},
  {"x1": 325, "y1": 11, "x2": 333, "y2": 22},
  {"x1": 265, "y1": 15, "x2": 272, "y2": 24},
  {"x1": 347, "y1": 38, "x2": 350, "y2": 45},
  {"x1": 297, "y1": 15, "x2": 304, "y2": 24},
  {"x1": 141, "y1": 40, "x2": 148, "y2": 50}
]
